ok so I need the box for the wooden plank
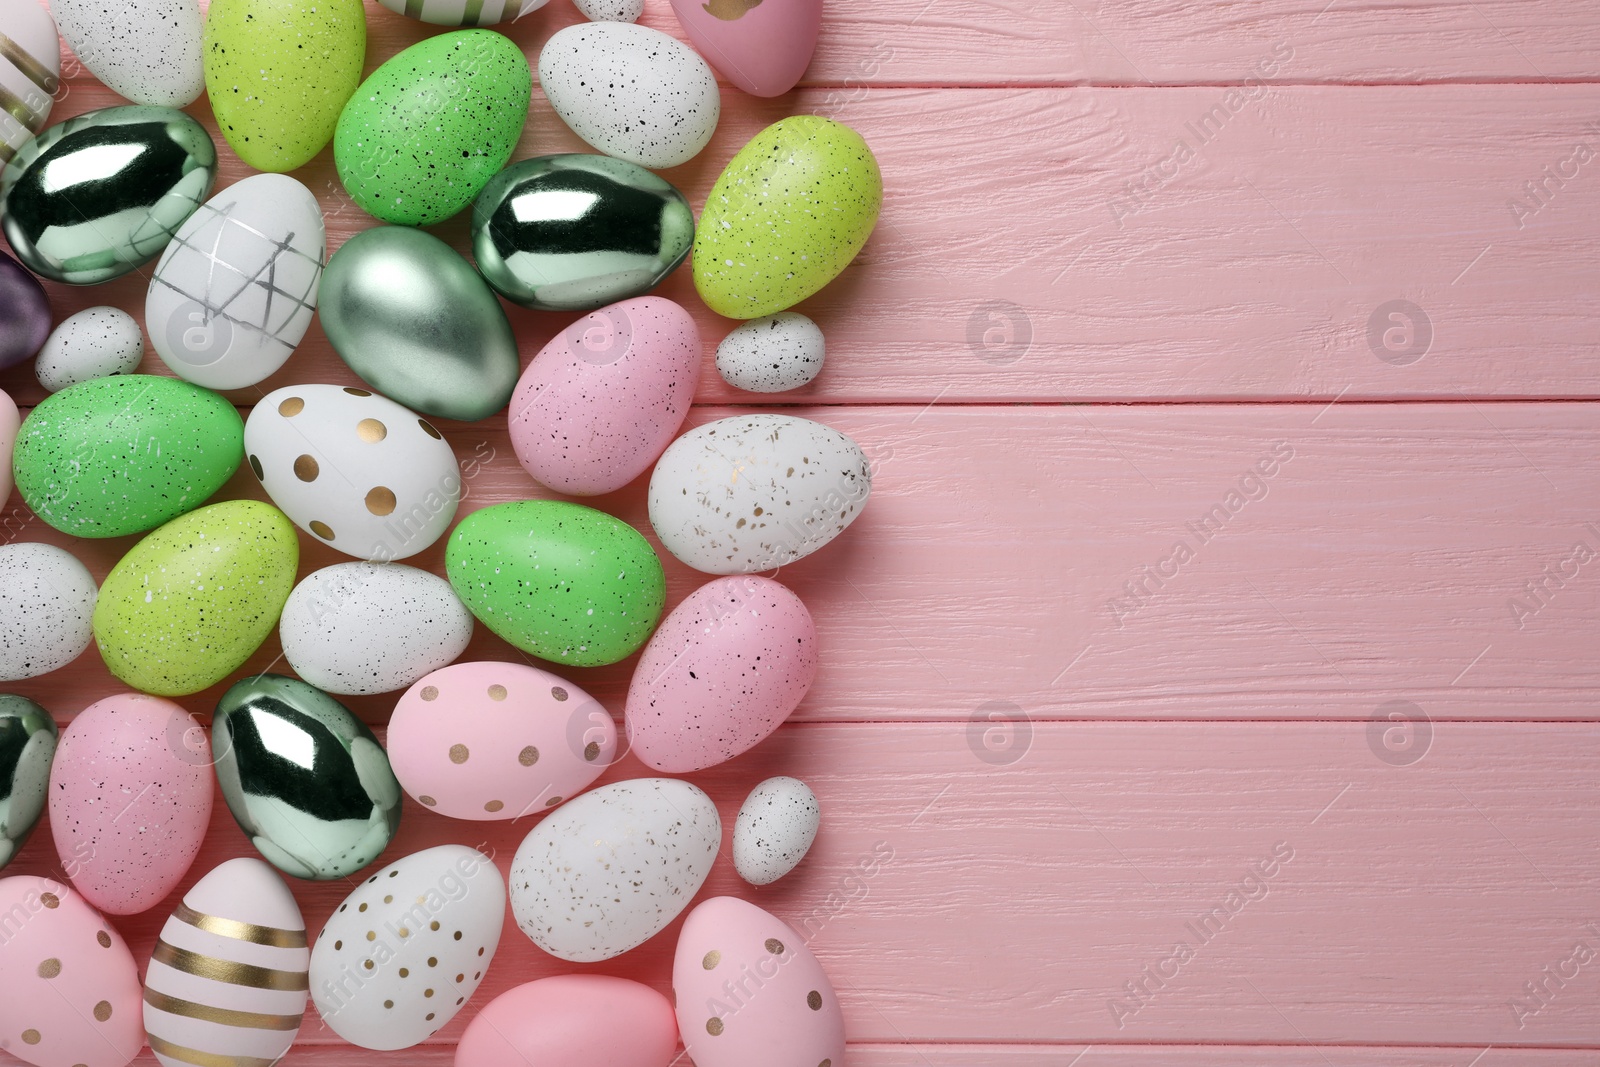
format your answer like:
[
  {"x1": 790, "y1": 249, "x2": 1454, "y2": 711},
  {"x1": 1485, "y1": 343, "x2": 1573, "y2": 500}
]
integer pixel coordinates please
[
  {"x1": 1, "y1": 402, "x2": 1596, "y2": 724},
  {"x1": 6, "y1": 720, "x2": 1600, "y2": 1047}
]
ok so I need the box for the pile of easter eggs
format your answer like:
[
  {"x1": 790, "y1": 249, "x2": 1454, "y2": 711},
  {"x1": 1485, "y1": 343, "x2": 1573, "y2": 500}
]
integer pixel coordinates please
[{"x1": 0, "y1": 0, "x2": 882, "y2": 1065}]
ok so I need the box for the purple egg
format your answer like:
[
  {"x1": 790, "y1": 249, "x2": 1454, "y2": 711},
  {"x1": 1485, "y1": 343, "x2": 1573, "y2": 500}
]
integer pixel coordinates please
[{"x1": 0, "y1": 250, "x2": 49, "y2": 368}]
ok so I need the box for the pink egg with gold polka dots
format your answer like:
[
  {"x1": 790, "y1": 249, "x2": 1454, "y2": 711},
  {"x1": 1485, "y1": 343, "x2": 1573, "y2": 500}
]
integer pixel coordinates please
[
  {"x1": 0, "y1": 875, "x2": 144, "y2": 1067},
  {"x1": 388, "y1": 661, "x2": 617, "y2": 821}
]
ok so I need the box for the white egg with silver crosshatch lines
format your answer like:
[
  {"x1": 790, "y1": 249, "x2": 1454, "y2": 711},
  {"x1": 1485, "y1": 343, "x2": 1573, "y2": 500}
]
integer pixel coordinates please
[
  {"x1": 245, "y1": 385, "x2": 460, "y2": 561},
  {"x1": 148, "y1": 174, "x2": 326, "y2": 390}
]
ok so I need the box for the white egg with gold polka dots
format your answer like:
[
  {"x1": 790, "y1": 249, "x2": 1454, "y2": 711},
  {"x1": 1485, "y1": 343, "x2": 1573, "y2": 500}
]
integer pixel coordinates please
[
  {"x1": 245, "y1": 384, "x2": 459, "y2": 561},
  {"x1": 310, "y1": 845, "x2": 504, "y2": 1051},
  {"x1": 0, "y1": 875, "x2": 144, "y2": 1067}
]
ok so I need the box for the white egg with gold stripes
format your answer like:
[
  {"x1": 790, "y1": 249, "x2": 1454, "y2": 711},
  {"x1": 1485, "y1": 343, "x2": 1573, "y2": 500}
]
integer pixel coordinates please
[
  {"x1": 143, "y1": 858, "x2": 310, "y2": 1067},
  {"x1": 0, "y1": 3, "x2": 59, "y2": 174},
  {"x1": 375, "y1": 0, "x2": 548, "y2": 26}
]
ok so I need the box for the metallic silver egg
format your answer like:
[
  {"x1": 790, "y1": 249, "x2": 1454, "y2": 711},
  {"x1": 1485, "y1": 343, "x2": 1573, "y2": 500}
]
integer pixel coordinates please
[{"x1": 0, "y1": 694, "x2": 57, "y2": 871}]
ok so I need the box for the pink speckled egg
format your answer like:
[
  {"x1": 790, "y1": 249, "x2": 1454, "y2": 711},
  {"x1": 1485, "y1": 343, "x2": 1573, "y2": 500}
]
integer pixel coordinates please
[
  {"x1": 625, "y1": 576, "x2": 817, "y2": 772},
  {"x1": 672, "y1": 897, "x2": 844, "y2": 1067},
  {"x1": 389, "y1": 661, "x2": 617, "y2": 820},
  {"x1": 508, "y1": 296, "x2": 700, "y2": 496},
  {"x1": 48, "y1": 694, "x2": 213, "y2": 915},
  {"x1": 455, "y1": 974, "x2": 677, "y2": 1067},
  {"x1": 0, "y1": 387, "x2": 18, "y2": 504},
  {"x1": 0, "y1": 875, "x2": 144, "y2": 1067}
]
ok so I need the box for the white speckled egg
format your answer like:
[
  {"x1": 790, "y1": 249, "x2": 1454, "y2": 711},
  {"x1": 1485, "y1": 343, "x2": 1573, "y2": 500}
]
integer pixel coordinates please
[
  {"x1": 50, "y1": 0, "x2": 203, "y2": 107},
  {"x1": 310, "y1": 845, "x2": 505, "y2": 1050},
  {"x1": 35, "y1": 308, "x2": 144, "y2": 393},
  {"x1": 0, "y1": 544, "x2": 97, "y2": 682},
  {"x1": 539, "y1": 22, "x2": 720, "y2": 169},
  {"x1": 733, "y1": 776, "x2": 820, "y2": 885},
  {"x1": 144, "y1": 858, "x2": 308, "y2": 1067},
  {"x1": 716, "y1": 312, "x2": 825, "y2": 393},
  {"x1": 510, "y1": 778, "x2": 719, "y2": 962},
  {"x1": 245, "y1": 385, "x2": 459, "y2": 561},
  {"x1": 280, "y1": 563, "x2": 472, "y2": 696},
  {"x1": 648, "y1": 414, "x2": 872, "y2": 574},
  {"x1": 0, "y1": 4, "x2": 60, "y2": 174},
  {"x1": 572, "y1": 0, "x2": 643, "y2": 21},
  {"x1": 149, "y1": 174, "x2": 325, "y2": 390},
  {"x1": 375, "y1": 0, "x2": 548, "y2": 25}
]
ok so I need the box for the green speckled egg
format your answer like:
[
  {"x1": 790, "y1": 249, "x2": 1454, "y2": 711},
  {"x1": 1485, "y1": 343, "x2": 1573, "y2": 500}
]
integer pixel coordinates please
[
  {"x1": 335, "y1": 29, "x2": 531, "y2": 227},
  {"x1": 694, "y1": 115, "x2": 883, "y2": 319},
  {"x1": 445, "y1": 500, "x2": 665, "y2": 667},
  {"x1": 93, "y1": 500, "x2": 299, "y2": 697},
  {"x1": 12, "y1": 375, "x2": 243, "y2": 538},
  {"x1": 203, "y1": 0, "x2": 366, "y2": 173}
]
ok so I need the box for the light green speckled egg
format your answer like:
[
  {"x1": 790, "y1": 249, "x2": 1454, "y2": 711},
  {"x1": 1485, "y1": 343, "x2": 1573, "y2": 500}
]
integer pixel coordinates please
[
  {"x1": 93, "y1": 500, "x2": 299, "y2": 697},
  {"x1": 203, "y1": 0, "x2": 367, "y2": 173},
  {"x1": 694, "y1": 115, "x2": 882, "y2": 319}
]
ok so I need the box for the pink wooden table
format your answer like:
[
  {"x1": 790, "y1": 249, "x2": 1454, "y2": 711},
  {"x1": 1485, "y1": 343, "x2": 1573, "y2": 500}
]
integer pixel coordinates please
[{"x1": 6, "y1": 0, "x2": 1600, "y2": 1064}]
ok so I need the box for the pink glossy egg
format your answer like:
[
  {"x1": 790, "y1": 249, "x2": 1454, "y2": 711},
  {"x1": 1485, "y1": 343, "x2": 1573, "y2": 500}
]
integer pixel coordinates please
[
  {"x1": 626, "y1": 576, "x2": 817, "y2": 772},
  {"x1": 455, "y1": 974, "x2": 677, "y2": 1067},
  {"x1": 388, "y1": 661, "x2": 617, "y2": 820},
  {"x1": 672, "y1": 897, "x2": 844, "y2": 1067},
  {"x1": 666, "y1": 0, "x2": 822, "y2": 97},
  {"x1": 0, "y1": 388, "x2": 18, "y2": 505},
  {"x1": 0, "y1": 875, "x2": 144, "y2": 1067},
  {"x1": 508, "y1": 296, "x2": 700, "y2": 496},
  {"x1": 48, "y1": 694, "x2": 213, "y2": 915}
]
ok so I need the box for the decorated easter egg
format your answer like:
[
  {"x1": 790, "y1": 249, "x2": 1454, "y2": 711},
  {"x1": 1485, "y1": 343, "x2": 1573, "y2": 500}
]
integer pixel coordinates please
[
  {"x1": 540, "y1": 22, "x2": 719, "y2": 169},
  {"x1": 445, "y1": 500, "x2": 666, "y2": 667},
  {"x1": 695, "y1": 116, "x2": 882, "y2": 318},
  {"x1": 649, "y1": 414, "x2": 872, "y2": 573},
  {"x1": 733, "y1": 776, "x2": 820, "y2": 885},
  {"x1": 149, "y1": 174, "x2": 326, "y2": 390},
  {"x1": 572, "y1": 0, "x2": 644, "y2": 20},
  {"x1": 320, "y1": 227, "x2": 518, "y2": 421},
  {"x1": 471, "y1": 153, "x2": 693, "y2": 311},
  {"x1": 335, "y1": 30, "x2": 531, "y2": 226},
  {"x1": 0, "y1": 696, "x2": 56, "y2": 871},
  {"x1": 375, "y1": 0, "x2": 548, "y2": 26},
  {"x1": 716, "y1": 312, "x2": 825, "y2": 392},
  {"x1": 510, "y1": 777, "x2": 719, "y2": 962},
  {"x1": 309, "y1": 845, "x2": 504, "y2": 1050},
  {"x1": 0, "y1": 388, "x2": 15, "y2": 503},
  {"x1": 626, "y1": 575, "x2": 817, "y2": 771},
  {"x1": 280, "y1": 562, "x2": 473, "y2": 696},
  {"x1": 52, "y1": 0, "x2": 203, "y2": 108},
  {"x1": 0, "y1": 876, "x2": 144, "y2": 1067},
  {"x1": 0, "y1": 106, "x2": 217, "y2": 285},
  {"x1": 94, "y1": 500, "x2": 298, "y2": 696},
  {"x1": 49, "y1": 694, "x2": 213, "y2": 914},
  {"x1": 0, "y1": 544, "x2": 97, "y2": 682},
  {"x1": 13, "y1": 375, "x2": 242, "y2": 538},
  {"x1": 245, "y1": 384, "x2": 460, "y2": 561},
  {"x1": 204, "y1": 0, "x2": 366, "y2": 172},
  {"x1": 672, "y1": 897, "x2": 845, "y2": 1067},
  {"x1": 214, "y1": 674, "x2": 402, "y2": 880},
  {"x1": 144, "y1": 858, "x2": 308, "y2": 1067},
  {"x1": 0, "y1": 3, "x2": 59, "y2": 176},
  {"x1": 509, "y1": 296, "x2": 700, "y2": 496},
  {"x1": 455, "y1": 975, "x2": 676, "y2": 1067},
  {"x1": 35, "y1": 308, "x2": 143, "y2": 393},
  {"x1": 668, "y1": 0, "x2": 821, "y2": 97},
  {"x1": 0, "y1": 251, "x2": 50, "y2": 368},
  {"x1": 388, "y1": 661, "x2": 615, "y2": 821}
]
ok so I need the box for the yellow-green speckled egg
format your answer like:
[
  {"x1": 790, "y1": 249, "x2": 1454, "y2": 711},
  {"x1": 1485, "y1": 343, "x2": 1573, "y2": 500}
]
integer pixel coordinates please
[
  {"x1": 93, "y1": 500, "x2": 299, "y2": 697},
  {"x1": 694, "y1": 116, "x2": 882, "y2": 320},
  {"x1": 203, "y1": 0, "x2": 367, "y2": 172}
]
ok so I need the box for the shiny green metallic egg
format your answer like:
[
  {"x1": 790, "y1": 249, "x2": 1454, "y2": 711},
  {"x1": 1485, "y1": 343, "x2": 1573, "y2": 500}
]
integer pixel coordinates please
[
  {"x1": 471, "y1": 153, "x2": 693, "y2": 312},
  {"x1": 0, "y1": 695, "x2": 56, "y2": 872}
]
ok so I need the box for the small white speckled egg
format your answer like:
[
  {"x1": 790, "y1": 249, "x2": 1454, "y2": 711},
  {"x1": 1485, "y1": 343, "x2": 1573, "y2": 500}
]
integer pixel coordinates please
[
  {"x1": 49, "y1": 0, "x2": 204, "y2": 107},
  {"x1": 510, "y1": 778, "x2": 719, "y2": 962},
  {"x1": 310, "y1": 845, "x2": 505, "y2": 1051},
  {"x1": 572, "y1": 0, "x2": 643, "y2": 20},
  {"x1": 279, "y1": 563, "x2": 473, "y2": 696},
  {"x1": 648, "y1": 414, "x2": 873, "y2": 574},
  {"x1": 733, "y1": 776, "x2": 820, "y2": 885},
  {"x1": 0, "y1": 544, "x2": 97, "y2": 682},
  {"x1": 539, "y1": 22, "x2": 720, "y2": 169},
  {"x1": 715, "y1": 312, "x2": 825, "y2": 393},
  {"x1": 35, "y1": 308, "x2": 144, "y2": 394}
]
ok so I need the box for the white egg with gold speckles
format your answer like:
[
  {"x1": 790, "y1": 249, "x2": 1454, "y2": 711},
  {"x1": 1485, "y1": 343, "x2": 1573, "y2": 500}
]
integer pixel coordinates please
[
  {"x1": 0, "y1": 4, "x2": 59, "y2": 175},
  {"x1": 244, "y1": 385, "x2": 459, "y2": 561},
  {"x1": 143, "y1": 858, "x2": 308, "y2": 1067}
]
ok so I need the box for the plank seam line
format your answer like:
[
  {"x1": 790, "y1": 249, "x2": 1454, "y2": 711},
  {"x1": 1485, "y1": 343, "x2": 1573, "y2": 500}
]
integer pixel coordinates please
[{"x1": 785, "y1": 80, "x2": 1600, "y2": 89}]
